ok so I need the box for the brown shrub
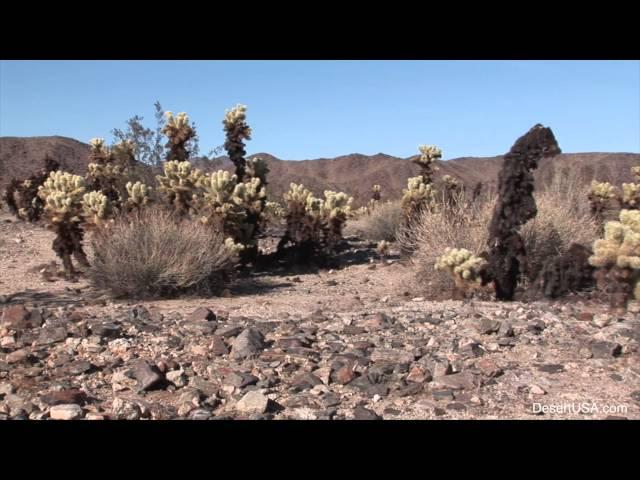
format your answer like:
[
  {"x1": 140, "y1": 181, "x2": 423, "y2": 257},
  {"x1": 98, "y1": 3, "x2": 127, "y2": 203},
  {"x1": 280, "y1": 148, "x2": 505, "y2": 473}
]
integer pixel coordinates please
[
  {"x1": 87, "y1": 207, "x2": 238, "y2": 298},
  {"x1": 344, "y1": 201, "x2": 403, "y2": 242},
  {"x1": 400, "y1": 173, "x2": 599, "y2": 298}
]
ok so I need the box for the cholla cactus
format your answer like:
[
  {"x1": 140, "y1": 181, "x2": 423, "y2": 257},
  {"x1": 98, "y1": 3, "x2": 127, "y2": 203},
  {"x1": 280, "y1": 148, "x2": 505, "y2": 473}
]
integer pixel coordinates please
[
  {"x1": 125, "y1": 181, "x2": 153, "y2": 211},
  {"x1": 38, "y1": 171, "x2": 89, "y2": 275},
  {"x1": 371, "y1": 184, "x2": 381, "y2": 202},
  {"x1": 162, "y1": 112, "x2": 196, "y2": 162},
  {"x1": 589, "y1": 180, "x2": 618, "y2": 218},
  {"x1": 436, "y1": 247, "x2": 488, "y2": 296},
  {"x1": 82, "y1": 191, "x2": 112, "y2": 227},
  {"x1": 265, "y1": 201, "x2": 285, "y2": 218},
  {"x1": 401, "y1": 175, "x2": 437, "y2": 217},
  {"x1": 86, "y1": 138, "x2": 131, "y2": 208},
  {"x1": 223, "y1": 104, "x2": 252, "y2": 180},
  {"x1": 156, "y1": 160, "x2": 203, "y2": 216},
  {"x1": 377, "y1": 240, "x2": 390, "y2": 257},
  {"x1": 278, "y1": 183, "x2": 353, "y2": 258},
  {"x1": 88, "y1": 138, "x2": 110, "y2": 164},
  {"x1": 414, "y1": 145, "x2": 441, "y2": 183},
  {"x1": 589, "y1": 209, "x2": 640, "y2": 311},
  {"x1": 246, "y1": 157, "x2": 269, "y2": 186},
  {"x1": 621, "y1": 182, "x2": 640, "y2": 209}
]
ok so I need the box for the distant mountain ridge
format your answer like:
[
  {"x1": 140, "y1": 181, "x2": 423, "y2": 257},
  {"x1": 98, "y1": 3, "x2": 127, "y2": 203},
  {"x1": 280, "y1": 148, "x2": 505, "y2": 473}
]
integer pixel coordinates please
[{"x1": 1, "y1": 136, "x2": 639, "y2": 206}]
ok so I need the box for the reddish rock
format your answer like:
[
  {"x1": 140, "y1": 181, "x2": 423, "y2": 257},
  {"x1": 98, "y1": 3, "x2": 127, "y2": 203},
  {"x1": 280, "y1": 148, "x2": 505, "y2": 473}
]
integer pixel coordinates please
[
  {"x1": 2, "y1": 305, "x2": 33, "y2": 329},
  {"x1": 41, "y1": 389, "x2": 88, "y2": 406},
  {"x1": 186, "y1": 307, "x2": 216, "y2": 322},
  {"x1": 333, "y1": 365, "x2": 357, "y2": 385},
  {"x1": 209, "y1": 336, "x2": 229, "y2": 356},
  {"x1": 406, "y1": 365, "x2": 431, "y2": 383}
]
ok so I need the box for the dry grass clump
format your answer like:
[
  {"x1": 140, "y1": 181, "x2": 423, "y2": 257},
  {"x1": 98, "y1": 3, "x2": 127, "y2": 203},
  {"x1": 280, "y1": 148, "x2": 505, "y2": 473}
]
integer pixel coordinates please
[
  {"x1": 87, "y1": 207, "x2": 238, "y2": 298},
  {"x1": 400, "y1": 173, "x2": 599, "y2": 297},
  {"x1": 344, "y1": 200, "x2": 403, "y2": 242}
]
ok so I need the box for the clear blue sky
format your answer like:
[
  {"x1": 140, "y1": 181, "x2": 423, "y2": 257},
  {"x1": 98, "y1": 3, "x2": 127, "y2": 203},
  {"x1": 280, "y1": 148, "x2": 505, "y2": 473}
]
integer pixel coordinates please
[{"x1": 1, "y1": 60, "x2": 638, "y2": 159}]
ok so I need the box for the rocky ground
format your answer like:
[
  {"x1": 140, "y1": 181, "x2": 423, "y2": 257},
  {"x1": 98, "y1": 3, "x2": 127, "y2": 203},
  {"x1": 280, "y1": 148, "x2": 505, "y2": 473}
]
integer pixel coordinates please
[{"x1": 1, "y1": 212, "x2": 639, "y2": 420}]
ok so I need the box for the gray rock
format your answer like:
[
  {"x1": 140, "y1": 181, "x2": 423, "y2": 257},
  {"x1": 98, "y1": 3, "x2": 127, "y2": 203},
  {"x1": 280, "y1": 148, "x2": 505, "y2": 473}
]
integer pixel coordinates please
[
  {"x1": 236, "y1": 391, "x2": 269, "y2": 414},
  {"x1": 90, "y1": 322, "x2": 122, "y2": 339},
  {"x1": 370, "y1": 348, "x2": 414, "y2": 365},
  {"x1": 538, "y1": 364, "x2": 565, "y2": 374},
  {"x1": 111, "y1": 398, "x2": 142, "y2": 420},
  {"x1": 166, "y1": 369, "x2": 188, "y2": 388},
  {"x1": 186, "y1": 307, "x2": 216, "y2": 322},
  {"x1": 188, "y1": 377, "x2": 218, "y2": 397},
  {"x1": 67, "y1": 361, "x2": 93, "y2": 376},
  {"x1": 37, "y1": 326, "x2": 67, "y2": 345},
  {"x1": 216, "y1": 325, "x2": 243, "y2": 338},
  {"x1": 6, "y1": 349, "x2": 30, "y2": 364},
  {"x1": 591, "y1": 341, "x2": 622, "y2": 358},
  {"x1": 231, "y1": 328, "x2": 266, "y2": 360},
  {"x1": 189, "y1": 408, "x2": 212, "y2": 420},
  {"x1": 209, "y1": 336, "x2": 229, "y2": 356},
  {"x1": 50, "y1": 404, "x2": 84, "y2": 420},
  {"x1": 353, "y1": 406, "x2": 381, "y2": 420},
  {"x1": 477, "y1": 318, "x2": 501, "y2": 335},
  {"x1": 224, "y1": 371, "x2": 259, "y2": 388},
  {"x1": 431, "y1": 371, "x2": 478, "y2": 391},
  {"x1": 130, "y1": 359, "x2": 165, "y2": 391},
  {"x1": 0, "y1": 382, "x2": 14, "y2": 397}
]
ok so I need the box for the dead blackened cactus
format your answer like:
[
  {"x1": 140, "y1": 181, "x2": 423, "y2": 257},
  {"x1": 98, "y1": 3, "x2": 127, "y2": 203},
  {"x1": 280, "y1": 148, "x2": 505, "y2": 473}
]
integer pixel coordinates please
[
  {"x1": 4, "y1": 157, "x2": 60, "y2": 222},
  {"x1": 162, "y1": 112, "x2": 196, "y2": 162},
  {"x1": 223, "y1": 104, "x2": 252, "y2": 181},
  {"x1": 38, "y1": 171, "x2": 89, "y2": 276},
  {"x1": 484, "y1": 124, "x2": 561, "y2": 300},
  {"x1": 589, "y1": 209, "x2": 640, "y2": 312}
]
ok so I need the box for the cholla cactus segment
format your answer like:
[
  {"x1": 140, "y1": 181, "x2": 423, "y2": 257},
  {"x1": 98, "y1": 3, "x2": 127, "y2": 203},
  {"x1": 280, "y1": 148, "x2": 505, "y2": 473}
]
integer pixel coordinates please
[
  {"x1": 377, "y1": 240, "x2": 390, "y2": 256},
  {"x1": 372, "y1": 185, "x2": 381, "y2": 194},
  {"x1": 322, "y1": 190, "x2": 353, "y2": 218},
  {"x1": 224, "y1": 237, "x2": 245, "y2": 256},
  {"x1": 156, "y1": 160, "x2": 203, "y2": 215},
  {"x1": 38, "y1": 171, "x2": 86, "y2": 223},
  {"x1": 401, "y1": 176, "x2": 437, "y2": 213},
  {"x1": 82, "y1": 191, "x2": 110, "y2": 225},
  {"x1": 632, "y1": 166, "x2": 640, "y2": 181},
  {"x1": 223, "y1": 105, "x2": 252, "y2": 141},
  {"x1": 590, "y1": 180, "x2": 618, "y2": 200},
  {"x1": 413, "y1": 145, "x2": 441, "y2": 181},
  {"x1": 435, "y1": 247, "x2": 488, "y2": 285},
  {"x1": 162, "y1": 111, "x2": 196, "y2": 162},
  {"x1": 589, "y1": 209, "x2": 640, "y2": 306},
  {"x1": 265, "y1": 201, "x2": 285, "y2": 218},
  {"x1": 246, "y1": 157, "x2": 269, "y2": 184},
  {"x1": 442, "y1": 175, "x2": 461, "y2": 188},
  {"x1": 125, "y1": 181, "x2": 152, "y2": 209},
  {"x1": 622, "y1": 182, "x2": 640, "y2": 208}
]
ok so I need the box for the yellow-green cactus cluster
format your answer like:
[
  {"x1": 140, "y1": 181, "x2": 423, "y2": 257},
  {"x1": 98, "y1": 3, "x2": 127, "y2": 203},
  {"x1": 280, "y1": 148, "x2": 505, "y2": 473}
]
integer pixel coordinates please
[
  {"x1": 82, "y1": 191, "x2": 110, "y2": 226},
  {"x1": 401, "y1": 175, "x2": 437, "y2": 214},
  {"x1": 156, "y1": 160, "x2": 203, "y2": 213},
  {"x1": 589, "y1": 209, "x2": 640, "y2": 300},
  {"x1": 282, "y1": 183, "x2": 353, "y2": 252},
  {"x1": 223, "y1": 104, "x2": 252, "y2": 141},
  {"x1": 413, "y1": 145, "x2": 441, "y2": 180},
  {"x1": 435, "y1": 247, "x2": 488, "y2": 286},
  {"x1": 38, "y1": 171, "x2": 86, "y2": 224},
  {"x1": 622, "y1": 182, "x2": 640, "y2": 208},
  {"x1": 590, "y1": 180, "x2": 618, "y2": 200},
  {"x1": 125, "y1": 181, "x2": 153, "y2": 210}
]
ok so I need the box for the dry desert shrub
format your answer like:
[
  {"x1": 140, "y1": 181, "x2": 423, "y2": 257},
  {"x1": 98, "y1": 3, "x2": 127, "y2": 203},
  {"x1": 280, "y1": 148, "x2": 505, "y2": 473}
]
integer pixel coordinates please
[
  {"x1": 401, "y1": 173, "x2": 599, "y2": 297},
  {"x1": 344, "y1": 200, "x2": 403, "y2": 242},
  {"x1": 87, "y1": 207, "x2": 239, "y2": 298}
]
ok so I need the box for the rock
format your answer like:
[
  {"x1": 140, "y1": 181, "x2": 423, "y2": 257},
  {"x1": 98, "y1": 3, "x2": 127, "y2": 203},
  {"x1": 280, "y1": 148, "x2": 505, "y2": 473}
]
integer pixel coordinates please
[
  {"x1": 189, "y1": 409, "x2": 212, "y2": 420},
  {"x1": 342, "y1": 325, "x2": 365, "y2": 335},
  {"x1": 50, "y1": 404, "x2": 84, "y2": 420},
  {"x1": 458, "y1": 341, "x2": 485, "y2": 358},
  {"x1": 186, "y1": 307, "x2": 216, "y2": 322},
  {"x1": 1, "y1": 305, "x2": 39, "y2": 329},
  {"x1": 224, "y1": 371, "x2": 259, "y2": 388},
  {"x1": 361, "y1": 313, "x2": 394, "y2": 331},
  {"x1": 353, "y1": 406, "x2": 381, "y2": 420},
  {"x1": 370, "y1": 348, "x2": 414, "y2": 365},
  {"x1": 188, "y1": 377, "x2": 219, "y2": 397},
  {"x1": 432, "y1": 390, "x2": 455, "y2": 401},
  {"x1": 397, "y1": 383, "x2": 424, "y2": 397},
  {"x1": 230, "y1": 328, "x2": 266, "y2": 360},
  {"x1": 6, "y1": 349, "x2": 30, "y2": 364},
  {"x1": 208, "y1": 336, "x2": 229, "y2": 356},
  {"x1": 497, "y1": 322, "x2": 515, "y2": 338},
  {"x1": 477, "y1": 318, "x2": 501, "y2": 335},
  {"x1": 476, "y1": 358, "x2": 503, "y2": 377},
  {"x1": 527, "y1": 320, "x2": 546, "y2": 334},
  {"x1": 37, "y1": 326, "x2": 68, "y2": 345},
  {"x1": 430, "y1": 359, "x2": 453, "y2": 378},
  {"x1": 41, "y1": 389, "x2": 87, "y2": 406},
  {"x1": 130, "y1": 359, "x2": 165, "y2": 391},
  {"x1": 111, "y1": 398, "x2": 142, "y2": 420},
  {"x1": 67, "y1": 361, "x2": 93, "y2": 376},
  {"x1": 90, "y1": 322, "x2": 122, "y2": 339},
  {"x1": 591, "y1": 341, "x2": 622, "y2": 358},
  {"x1": 291, "y1": 373, "x2": 323, "y2": 391},
  {"x1": 215, "y1": 325, "x2": 243, "y2": 338},
  {"x1": 0, "y1": 382, "x2": 14, "y2": 397},
  {"x1": 86, "y1": 413, "x2": 105, "y2": 420},
  {"x1": 431, "y1": 372, "x2": 478, "y2": 391},
  {"x1": 529, "y1": 384, "x2": 546, "y2": 395},
  {"x1": 538, "y1": 364, "x2": 565, "y2": 374},
  {"x1": 406, "y1": 365, "x2": 431, "y2": 383},
  {"x1": 166, "y1": 369, "x2": 188, "y2": 388},
  {"x1": 332, "y1": 365, "x2": 357, "y2": 385},
  {"x1": 630, "y1": 391, "x2": 640, "y2": 403},
  {"x1": 236, "y1": 391, "x2": 270, "y2": 414}
]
